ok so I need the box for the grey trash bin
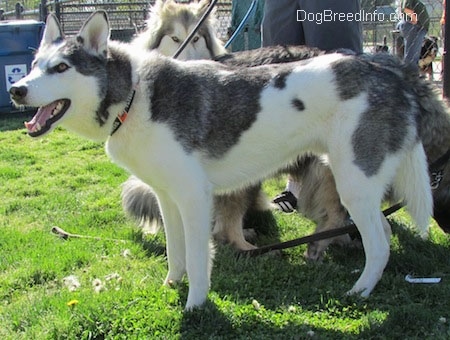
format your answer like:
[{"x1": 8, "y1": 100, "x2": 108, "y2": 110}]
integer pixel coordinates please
[{"x1": 0, "y1": 20, "x2": 44, "y2": 113}]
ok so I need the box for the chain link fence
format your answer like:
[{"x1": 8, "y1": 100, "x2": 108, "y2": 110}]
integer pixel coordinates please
[{"x1": 0, "y1": 0, "x2": 446, "y2": 77}]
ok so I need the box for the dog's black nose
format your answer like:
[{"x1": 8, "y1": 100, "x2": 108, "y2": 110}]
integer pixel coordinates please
[{"x1": 9, "y1": 85, "x2": 28, "y2": 100}]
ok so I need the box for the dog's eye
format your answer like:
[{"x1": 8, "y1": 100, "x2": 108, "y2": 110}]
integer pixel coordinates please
[
  {"x1": 171, "y1": 36, "x2": 180, "y2": 43},
  {"x1": 54, "y1": 63, "x2": 69, "y2": 73},
  {"x1": 192, "y1": 36, "x2": 200, "y2": 43}
]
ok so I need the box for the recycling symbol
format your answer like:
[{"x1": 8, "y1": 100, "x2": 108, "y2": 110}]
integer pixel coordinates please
[
  {"x1": 5, "y1": 64, "x2": 27, "y2": 90},
  {"x1": 8, "y1": 67, "x2": 25, "y2": 84}
]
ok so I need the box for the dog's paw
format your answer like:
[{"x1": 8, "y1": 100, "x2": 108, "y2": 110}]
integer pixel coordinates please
[
  {"x1": 184, "y1": 301, "x2": 206, "y2": 312},
  {"x1": 304, "y1": 242, "x2": 325, "y2": 261},
  {"x1": 346, "y1": 284, "x2": 372, "y2": 298},
  {"x1": 164, "y1": 278, "x2": 179, "y2": 288},
  {"x1": 243, "y1": 228, "x2": 257, "y2": 242},
  {"x1": 234, "y1": 239, "x2": 258, "y2": 252},
  {"x1": 185, "y1": 290, "x2": 208, "y2": 311},
  {"x1": 164, "y1": 274, "x2": 184, "y2": 288}
]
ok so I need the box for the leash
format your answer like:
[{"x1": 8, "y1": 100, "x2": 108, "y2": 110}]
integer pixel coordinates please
[
  {"x1": 172, "y1": 0, "x2": 219, "y2": 59},
  {"x1": 240, "y1": 203, "x2": 405, "y2": 257}
]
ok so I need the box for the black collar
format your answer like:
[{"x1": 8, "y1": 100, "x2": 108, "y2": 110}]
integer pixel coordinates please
[{"x1": 110, "y1": 82, "x2": 138, "y2": 136}]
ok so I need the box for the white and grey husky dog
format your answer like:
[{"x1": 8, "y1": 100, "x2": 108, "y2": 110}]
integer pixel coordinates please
[{"x1": 10, "y1": 12, "x2": 433, "y2": 309}]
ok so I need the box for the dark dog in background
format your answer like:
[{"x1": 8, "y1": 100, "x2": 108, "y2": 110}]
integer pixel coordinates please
[
  {"x1": 396, "y1": 35, "x2": 438, "y2": 80},
  {"x1": 419, "y1": 36, "x2": 439, "y2": 80}
]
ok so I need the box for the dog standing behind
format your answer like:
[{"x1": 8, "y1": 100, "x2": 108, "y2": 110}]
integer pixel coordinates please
[
  {"x1": 123, "y1": 0, "x2": 270, "y2": 251},
  {"x1": 10, "y1": 12, "x2": 434, "y2": 309},
  {"x1": 122, "y1": 47, "x2": 326, "y2": 253}
]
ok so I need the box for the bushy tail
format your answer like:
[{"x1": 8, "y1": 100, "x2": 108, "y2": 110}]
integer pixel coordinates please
[
  {"x1": 393, "y1": 143, "x2": 433, "y2": 236},
  {"x1": 121, "y1": 176, "x2": 163, "y2": 233}
]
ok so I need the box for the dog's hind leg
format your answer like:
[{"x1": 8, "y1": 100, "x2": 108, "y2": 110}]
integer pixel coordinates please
[
  {"x1": 344, "y1": 195, "x2": 389, "y2": 297},
  {"x1": 331, "y1": 163, "x2": 390, "y2": 297},
  {"x1": 213, "y1": 189, "x2": 258, "y2": 251}
]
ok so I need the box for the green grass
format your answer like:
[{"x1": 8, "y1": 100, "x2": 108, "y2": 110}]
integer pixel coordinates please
[{"x1": 1, "y1": 113, "x2": 450, "y2": 339}]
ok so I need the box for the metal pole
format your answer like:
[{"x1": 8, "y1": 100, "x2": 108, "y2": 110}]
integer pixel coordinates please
[
  {"x1": 40, "y1": 0, "x2": 47, "y2": 22},
  {"x1": 55, "y1": 0, "x2": 60, "y2": 22},
  {"x1": 443, "y1": 0, "x2": 450, "y2": 97}
]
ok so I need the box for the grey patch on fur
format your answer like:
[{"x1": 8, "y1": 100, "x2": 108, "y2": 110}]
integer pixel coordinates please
[
  {"x1": 332, "y1": 55, "x2": 417, "y2": 176},
  {"x1": 146, "y1": 57, "x2": 273, "y2": 158},
  {"x1": 292, "y1": 98, "x2": 305, "y2": 111},
  {"x1": 62, "y1": 40, "x2": 132, "y2": 126},
  {"x1": 331, "y1": 57, "x2": 365, "y2": 100}
]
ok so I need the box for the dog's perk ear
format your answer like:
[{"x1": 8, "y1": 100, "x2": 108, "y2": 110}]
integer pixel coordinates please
[
  {"x1": 41, "y1": 13, "x2": 64, "y2": 48},
  {"x1": 77, "y1": 10, "x2": 110, "y2": 58}
]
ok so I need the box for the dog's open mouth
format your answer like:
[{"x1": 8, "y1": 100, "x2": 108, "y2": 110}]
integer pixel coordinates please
[{"x1": 24, "y1": 99, "x2": 71, "y2": 137}]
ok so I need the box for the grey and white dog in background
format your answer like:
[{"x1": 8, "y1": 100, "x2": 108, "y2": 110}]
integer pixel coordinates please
[
  {"x1": 10, "y1": 12, "x2": 434, "y2": 309},
  {"x1": 132, "y1": 0, "x2": 225, "y2": 59}
]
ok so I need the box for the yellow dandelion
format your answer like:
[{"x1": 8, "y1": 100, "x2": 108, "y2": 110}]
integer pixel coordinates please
[{"x1": 67, "y1": 299, "x2": 79, "y2": 307}]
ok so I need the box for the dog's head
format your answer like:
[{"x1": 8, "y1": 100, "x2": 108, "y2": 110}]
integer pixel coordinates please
[
  {"x1": 134, "y1": 0, "x2": 226, "y2": 60},
  {"x1": 9, "y1": 11, "x2": 114, "y2": 141}
]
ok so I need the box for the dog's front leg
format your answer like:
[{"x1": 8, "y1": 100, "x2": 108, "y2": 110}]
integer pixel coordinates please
[
  {"x1": 157, "y1": 192, "x2": 187, "y2": 285},
  {"x1": 176, "y1": 181, "x2": 214, "y2": 310}
]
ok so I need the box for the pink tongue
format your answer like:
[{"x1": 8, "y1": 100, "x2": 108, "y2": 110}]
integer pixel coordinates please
[{"x1": 24, "y1": 102, "x2": 58, "y2": 132}]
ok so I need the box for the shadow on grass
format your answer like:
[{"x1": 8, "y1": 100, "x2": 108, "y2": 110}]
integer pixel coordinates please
[
  {"x1": 130, "y1": 207, "x2": 450, "y2": 338},
  {"x1": 130, "y1": 228, "x2": 167, "y2": 257},
  {"x1": 179, "y1": 300, "x2": 352, "y2": 339},
  {"x1": 201, "y1": 219, "x2": 449, "y2": 338}
]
